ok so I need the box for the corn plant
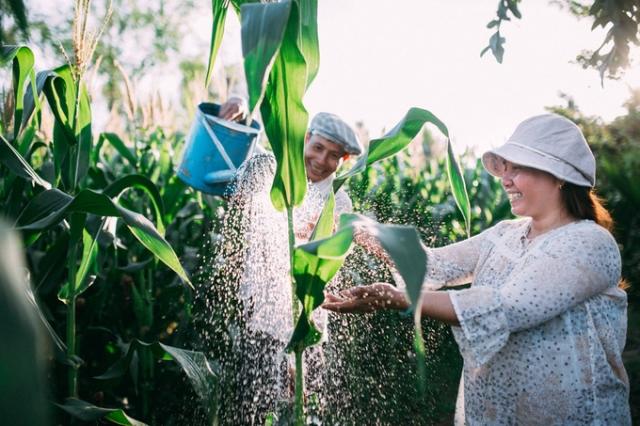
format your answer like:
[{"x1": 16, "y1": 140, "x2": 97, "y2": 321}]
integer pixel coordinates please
[
  {"x1": 203, "y1": 1, "x2": 471, "y2": 422},
  {"x1": 0, "y1": 42, "x2": 223, "y2": 423}
]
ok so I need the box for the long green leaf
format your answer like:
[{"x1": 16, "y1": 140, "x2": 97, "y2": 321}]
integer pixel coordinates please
[
  {"x1": 0, "y1": 134, "x2": 51, "y2": 189},
  {"x1": 290, "y1": 213, "x2": 430, "y2": 351},
  {"x1": 205, "y1": 0, "x2": 230, "y2": 88},
  {"x1": 95, "y1": 340, "x2": 219, "y2": 417},
  {"x1": 330, "y1": 106, "x2": 471, "y2": 235},
  {"x1": 158, "y1": 342, "x2": 220, "y2": 413},
  {"x1": 0, "y1": 222, "x2": 49, "y2": 426},
  {"x1": 56, "y1": 398, "x2": 147, "y2": 425},
  {"x1": 446, "y1": 140, "x2": 471, "y2": 237},
  {"x1": 75, "y1": 83, "x2": 93, "y2": 186},
  {"x1": 297, "y1": 0, "x2": 319, "y2": 89},
  {"x1": 18, "y1": 189, "x2": 192, "y2": 288},
  {"x1": 362, "y1": 219, "x2": 427, "y2": 312},
  {"x1": 257, "y1": 0, "x2": 309, "y2": 210},
  {"x1": 42, "y1": 65, "x2": 92, "y2": 189},
  {"x1": 43, "y1": 65, "x2": 76, "y2": 146},
  {"x1": 57, "y1": 225, "x2": 102, "y2": 303},
  {"x1": 241, "y1": 1, "x2": 292, "y2": 116},
  {"x1": 97, "y1": 132, "x2": 136, "y2": 166},
  {"x1": 104, "y1": 174, "x2": 166, "y2": 236},
  {"x1": 308, "y1": 190, "x2": 334, "y2": 241},
  {"x1": 287, "y1": 215, "x2": 357, "y2": 351},
  {"x1": 334, "y1": 108, "x2": 449, "y2": 190},
  {"x1": 0, "y1": 45, "x2": 35, "y2": 141},
  {"x1": 21, "y1": 69, "x2": 50, "y2": 131}
]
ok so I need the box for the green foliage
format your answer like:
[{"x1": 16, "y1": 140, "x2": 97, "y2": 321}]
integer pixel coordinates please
[
  {"x1": 56, "y1": 398, "x2": 146, "y2": 425},
  {"x1": 0, "y1": 222, "x2": 49, "y2": 425},
  {"x1": 0, "y1": 45, "x2": 214, "y2": 424},
  {"x1": 205, "y1": 0, "x2": 231, "y2": 88},
  {"x1": 240, "y1": 1, "x2": 292, "y2": 117},
  {"x1": 484, "y1": 0, "x2": 640, "y2": 80}
]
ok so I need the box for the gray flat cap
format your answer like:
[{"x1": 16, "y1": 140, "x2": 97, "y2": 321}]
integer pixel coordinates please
[
  {"x1": 309, "y1": 112, "x2": 362, "y2": 155},
  {"x1": 482, "y1": 113, "x2": 596, "y2": 187}
]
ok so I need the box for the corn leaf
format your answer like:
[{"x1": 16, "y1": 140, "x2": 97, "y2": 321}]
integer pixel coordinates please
[
  {"x1": 0, "y1": 45, "x2": 35, "y2": 141},
  {"x1": 240, "y1": 1, "x2": 292, "y2": 117},
  {"x1": 95, "y1": 340, "x2": 219, "y2": 416},
  {"x1": 96, "y1": 132, "x2": 136, "y2": 166},
  {"x1": 446, "y1": 140, "x2": 471, "y2": 237},
  {"x1": 289, "y1": 213, "x2": 428, "y2": 350},
  {"x1": 21, "y1": 69, "x2": 50, "y2": 131},
  {"x1": 17, "y1": 188, "x2": 192, "y2": 288},
  {"x1": 360, "y1": 218, "x2": 427, "y2": 312},
  {"x1": 308, "y1": 190, "x2": 334, "y2": 241},
  {"x1": 0, "y1": 134, "x2": 51, "y2": 189},
  {"x1": 334, "y1": 108, "x2": 449, "y2": 190},
  {"x1": 204, "y1": 0, "x2": 230, "y2": 88},
  {"x1": 255, "y1": 1, "x2": 309, "y2": 210},
  {"x1": 0, "y1": 222, "x2": 50, "y2": 426},
  {"x1": 56, "y1": 398, "x2": 147, "y2": 425},
  {"x1": 103, "y1": 174, "x2": 166, "y2": 236},
  {"x1": 331, "y1": 107, "x2": 471, "y2": 236},
  {"x1": 42, "y1": 65, "x2": 93, "y2": 189},
  {"x1": 297, "y1": 0, "x2": 319, "y2": 89},
  {"x1": 287, "y1": 215, "x2": 357, "y2": 351},
  {"x1": 57, "y1": 225, "x2": 102, "y2": 303}
]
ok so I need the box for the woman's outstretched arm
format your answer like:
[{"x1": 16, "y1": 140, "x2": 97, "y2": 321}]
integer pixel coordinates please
[{"x1": 323, "y1": 283, "x2": 459, "y2": 326}]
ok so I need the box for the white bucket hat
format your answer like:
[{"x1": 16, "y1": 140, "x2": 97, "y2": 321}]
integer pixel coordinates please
[{"x1": 482, "y1": 113, "x2": 596, "y2": 187}]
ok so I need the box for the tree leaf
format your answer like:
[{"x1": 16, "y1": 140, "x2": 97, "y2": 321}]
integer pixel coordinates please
[
  {"x1": 241, "y1": 1, "x2": 292, "y2": 117},
  {"x1": 205, "y1": 0, "x2": 230, "y2": 88}
]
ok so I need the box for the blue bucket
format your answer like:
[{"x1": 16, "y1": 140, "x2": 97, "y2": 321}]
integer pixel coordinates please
[{"x1": 177, "y1": 102, "x2": 261, "y2": 195}]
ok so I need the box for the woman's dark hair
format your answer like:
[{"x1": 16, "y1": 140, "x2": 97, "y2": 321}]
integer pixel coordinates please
[
  {"x1": 561, "y1": 183, "x2": 628, "y2": 290},
  {"x1": 560, "y1": 183, "x2": 613, "y2": 232}
]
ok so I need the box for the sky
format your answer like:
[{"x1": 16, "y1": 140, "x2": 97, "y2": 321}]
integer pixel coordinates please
[
  {"x1": 20, "y1": 0, "x2": 640, "y2": 155},
  {"x1": 210, "y1": 0, "x2": 640, "y2": 154}
]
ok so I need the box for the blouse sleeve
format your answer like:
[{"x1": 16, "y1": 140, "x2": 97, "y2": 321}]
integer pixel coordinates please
[
  {"x1": 449, "y1": 223, "x2": 621, "y2": 367},
  {"x1": 423, "y1": 228, "x2": 488, "y2": 288}
]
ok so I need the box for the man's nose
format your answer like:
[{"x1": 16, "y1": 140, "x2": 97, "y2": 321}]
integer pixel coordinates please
[{"x1": 318, "y1": 151, "x2": 330, "y2": 164}]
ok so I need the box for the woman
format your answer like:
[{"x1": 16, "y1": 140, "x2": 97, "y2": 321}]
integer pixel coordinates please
[{"x1": 323, "y1": 114, "x2": 631, "y2": 425}]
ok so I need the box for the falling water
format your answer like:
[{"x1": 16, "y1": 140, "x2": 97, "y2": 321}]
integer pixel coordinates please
[{"x1": 187, "y1": 154, "x2": 462, "y2": 425}]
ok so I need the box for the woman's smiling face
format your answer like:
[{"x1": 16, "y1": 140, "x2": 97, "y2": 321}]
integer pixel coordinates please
[{"x1": 499, "y1": 160, "x2": 564, "y2": 219}]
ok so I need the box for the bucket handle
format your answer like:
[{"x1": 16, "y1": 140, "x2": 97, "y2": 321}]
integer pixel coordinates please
[{"x1": 198, "y1": 109, "x2": 237, "y2": 173}]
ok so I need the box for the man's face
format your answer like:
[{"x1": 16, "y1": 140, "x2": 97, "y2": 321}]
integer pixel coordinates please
[{"x1": 304, "y1": 133, "x2": 347, "y2": 182}]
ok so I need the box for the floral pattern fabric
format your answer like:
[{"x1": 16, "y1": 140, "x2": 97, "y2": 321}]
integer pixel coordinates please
[{"x1": 425, "y1": 218, "x2": 630, "y2": 425}]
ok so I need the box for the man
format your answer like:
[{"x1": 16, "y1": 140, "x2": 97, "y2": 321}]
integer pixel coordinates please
[
  {"x1": 206, "y1": 98, "x2": 362, "y2": 422},
  {"x1": 219, "y1": 97, "x2": 362, "y2": 240}
]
